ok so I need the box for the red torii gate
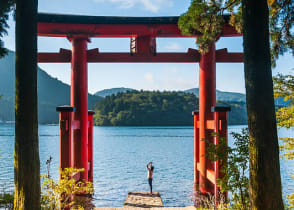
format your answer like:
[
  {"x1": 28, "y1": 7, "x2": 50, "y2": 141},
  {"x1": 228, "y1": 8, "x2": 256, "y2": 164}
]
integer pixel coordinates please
[{"x1": 37, "y1": 13, "x2": 243, "y2": 197}]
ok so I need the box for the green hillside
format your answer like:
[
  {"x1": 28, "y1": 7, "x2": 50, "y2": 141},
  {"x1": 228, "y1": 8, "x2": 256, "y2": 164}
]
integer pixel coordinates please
[
  {"x1": 185, "y1": 88, "x2": 246, "y2": 102},
  {"x1": 93, "y1": 91, "x2": 247, "y2": 126},
  {"x1": 95, "y1": 87, "x2": 247, "y2": 102},
  {"x1": 95, "y1": 87, "x2": 136, "y2": 97},
  {"x1": 0, "y1": 51, "x2": 102, "y2": 124}
]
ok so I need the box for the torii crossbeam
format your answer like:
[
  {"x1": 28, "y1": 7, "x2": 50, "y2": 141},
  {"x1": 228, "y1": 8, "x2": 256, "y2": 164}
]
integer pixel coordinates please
[{"x1": 37, "y1": 13, "x2": 243, "y2": 200}]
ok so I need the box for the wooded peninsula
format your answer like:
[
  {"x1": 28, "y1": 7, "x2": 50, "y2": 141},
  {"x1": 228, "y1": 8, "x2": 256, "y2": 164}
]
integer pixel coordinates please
[{"x1": 93, "y1": 91, "x2": 247, "y2": 126}]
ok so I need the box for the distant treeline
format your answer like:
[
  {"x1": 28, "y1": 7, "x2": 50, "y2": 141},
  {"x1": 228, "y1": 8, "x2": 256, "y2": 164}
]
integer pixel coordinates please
[{"x1": 93, "y1": 91, "x2": 247, "y2": 126}]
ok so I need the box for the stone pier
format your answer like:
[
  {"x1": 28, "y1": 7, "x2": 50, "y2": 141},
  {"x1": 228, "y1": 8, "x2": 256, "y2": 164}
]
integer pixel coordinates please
[
  {"x1": 123, "y1": 192, "x2": 163, "y2": 208},
  {"x1": 94, "y1": 191, "x2": 196, "y2": 209}
]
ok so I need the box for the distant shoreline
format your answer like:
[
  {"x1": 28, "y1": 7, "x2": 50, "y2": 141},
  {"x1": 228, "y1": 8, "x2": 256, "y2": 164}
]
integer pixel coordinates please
[{"x1": 0, "y1": 122, "x2": 248, "y2": 126}]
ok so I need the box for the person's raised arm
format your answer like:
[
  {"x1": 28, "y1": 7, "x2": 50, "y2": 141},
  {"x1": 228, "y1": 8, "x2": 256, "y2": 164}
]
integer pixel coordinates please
[{"x1": 147, "y1": 162, "x2": 151, "y2": 169}]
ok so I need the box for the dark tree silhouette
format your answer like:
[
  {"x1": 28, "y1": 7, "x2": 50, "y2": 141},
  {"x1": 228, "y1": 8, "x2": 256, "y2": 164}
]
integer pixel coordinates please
[
  {"x1": 14, "y1": 0, "x2": 40, "y2": 209},
  {"x1": 242, "y1": 0, "x2": 283, "y2": 208}
]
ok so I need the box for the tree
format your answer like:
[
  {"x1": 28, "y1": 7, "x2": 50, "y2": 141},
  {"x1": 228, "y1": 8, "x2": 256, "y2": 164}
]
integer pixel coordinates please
[
  {"x1": 179, "y1": 1, "x2": 284, "y2": 209},
  {"x1": 93, "y1": 91, "x2": 247, "y2": 126},
  {"x1": 242, "y1": 1, "x2": 283, "y2": 209},
  {"x1": 14, "y1": 0, "x2": 40, "y2": 209},
  {"x1": 206, "y1": 129, "x2": 250, "y2": 209},
  {"x1": 0, "y1": 0, "x2": 14, "y2": 57}
]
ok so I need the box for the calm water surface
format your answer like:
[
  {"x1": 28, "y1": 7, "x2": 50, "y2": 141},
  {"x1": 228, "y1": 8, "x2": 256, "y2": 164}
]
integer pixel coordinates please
[{"x1": 0, "y1": 124, "x2": 293, "y2": 207}]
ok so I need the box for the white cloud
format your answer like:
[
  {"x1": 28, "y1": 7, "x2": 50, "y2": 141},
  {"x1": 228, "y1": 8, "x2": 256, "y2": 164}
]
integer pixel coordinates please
[
  {"x1": 165, "y1": 42, "x2": 182, "y2": 52},
  {"x1": 142, "y1": 68, "x2": 196, "y2": 91},
  {"x1": 93, "y1": 0, "x2": 134, "y2": 8},
  {"x1": 161, "y1": 77, "x2": 194, "y2": 90},
  {"x1": 144, "y1": 72, "x2": 154, "y2": 82},
  {"x1": 162, "y1": 67, "x2": 178, "y2": 74},
  {"x1": 93, "y1": 0, "x2": 173, "y2": 12}
]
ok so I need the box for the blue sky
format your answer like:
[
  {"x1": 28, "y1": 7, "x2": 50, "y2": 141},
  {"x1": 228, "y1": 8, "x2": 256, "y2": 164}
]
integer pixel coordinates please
[{"x1": 3, "y1": 0, "x2": 294, "y2": 94}]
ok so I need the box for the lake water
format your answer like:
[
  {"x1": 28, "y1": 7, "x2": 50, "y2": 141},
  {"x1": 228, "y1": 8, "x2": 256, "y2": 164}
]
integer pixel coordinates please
[{"x1": 0, "y1": 124, "x2": 293, "y2": 207}]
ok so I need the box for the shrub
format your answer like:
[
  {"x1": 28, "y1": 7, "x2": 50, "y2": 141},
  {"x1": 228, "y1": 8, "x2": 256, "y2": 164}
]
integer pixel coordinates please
[
  {"x1": 41, "y1": 157, "x2": 94, "y2": 210},
  {"x1": 0, "y1": 191, "x2": 13, "y2": 210},
  {"x1": 195, "y1": 128, "x2": 250, "y2": 210}
]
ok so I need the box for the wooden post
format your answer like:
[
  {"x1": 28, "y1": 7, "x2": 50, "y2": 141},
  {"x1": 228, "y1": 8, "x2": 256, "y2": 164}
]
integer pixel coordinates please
[
  {"x1": 88, "y1": 111, "x2": 95, "y2": 182},
  {"x1": 56, "y1": 106, "x2": 75, "y2": 170},
  {"x1": 212, "y1": 105, "x2": 230, "y2": 204},
  {"x1": 193, "y1": 111, "x2": 200, "y2": 185},
  {"x1": 199, "y1": 44, "x2": 216, "y2": 194},
  {"x1": 70, "y1": 36, "x2": 89, "y2": 181}
]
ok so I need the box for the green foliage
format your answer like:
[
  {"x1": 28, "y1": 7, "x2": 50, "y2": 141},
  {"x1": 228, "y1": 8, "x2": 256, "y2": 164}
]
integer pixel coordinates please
[
  {"x1": 273, "y1": 74, "x2": 294, "y2": 107},
  {"x1": 41, "y1": 156, "x2": 94, "y2": 210},
  {"x1": 269, "y1": 1, "x2": 294, "y2": 66},
  {"x1": 179, "y1": 0, "x2": 293, "y2": 66},
  {"x1": 41, "y1": 168, "x2": 94, "y2": 210},
  {"x1": 93, "y1": 91, "x2": 247, "y2": 126},
  {"x1": 227, "y1": 129, "x2": 250, "y2": 209},
  {"x1": 288, "y1": 190, "x2": 294, "y2": 209},
  {"x1": 0, "y1": 191, "x2": 13, "y2": 209},
  {"x1": 178, "y1": 0, "x2": 242, "y2": 53},
  {"x1": 273, "y1": 73, "x2": 294, "y2": 208},
  {"x1": 206, "y1": 129, "x2": 250, "y2": 209},
  {"x1": 273, "y1": 74, "x2": 294, "y2": 160},
  {"x1": 0, "y1": 0, "x2": 15, "y2": 58},
  {"x1": 94, "y1": 91, "x2": 198, "y2": 126}
]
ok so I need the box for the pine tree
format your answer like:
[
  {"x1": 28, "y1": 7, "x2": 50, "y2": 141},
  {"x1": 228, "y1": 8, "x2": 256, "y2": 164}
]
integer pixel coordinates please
[
  {"x1": 242, "y1": 1, "x2": 283, "y2": 208},
  {"x1": 14, "y1": 0, "x2": 40, "y2": 209},
  {"x1": 270, "y1": 0, "x2": 294, "y2": 66}
]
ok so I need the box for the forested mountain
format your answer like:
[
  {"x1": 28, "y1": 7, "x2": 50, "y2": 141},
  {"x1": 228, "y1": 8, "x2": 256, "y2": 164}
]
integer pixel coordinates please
[
  {"x1": 93, "y1": 91, "x2": 247, "y2": 126},
  {"x1": 95, "y1": 87, "x2": 287, "y2": 107},
  {"x1": 0, "y1": 51, "x2": 102, "y2": 123},
  {"x1": 184, "y1": 88, "x2": 246, "y2": 102},
  {"x1": 95, "y1": 87, "x2": 247, "y2": 102},
  {"x1": 185, "y1": 88, "x2": 289, "y2": 106},
  {"x1": 95, "y1": 87, "x2": 136, "y2": 97}
]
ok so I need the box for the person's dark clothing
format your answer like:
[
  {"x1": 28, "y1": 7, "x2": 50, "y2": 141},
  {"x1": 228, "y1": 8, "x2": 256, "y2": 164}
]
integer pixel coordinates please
[{"x1": 148, "y1": 178, "x2": 153, "y2": 193}]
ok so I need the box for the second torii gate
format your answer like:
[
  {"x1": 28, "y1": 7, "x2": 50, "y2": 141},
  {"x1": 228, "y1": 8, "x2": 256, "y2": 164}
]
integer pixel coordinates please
[{"x1": 37, "y1": 13, "x2": 243, "y2": 197}]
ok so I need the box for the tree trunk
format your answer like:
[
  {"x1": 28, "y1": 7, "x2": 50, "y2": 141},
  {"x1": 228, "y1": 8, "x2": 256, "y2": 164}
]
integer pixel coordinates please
[
  {"x1": 242, "y1": 0, "x2": 284, "y2": 209},
  {"x1": 14, "y1": 0, "x2": 40, "y2": 209}
]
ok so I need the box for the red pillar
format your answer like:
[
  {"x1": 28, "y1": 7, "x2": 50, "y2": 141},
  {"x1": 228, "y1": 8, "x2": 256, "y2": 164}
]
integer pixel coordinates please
[
  {"x1": 57, "y1": 106, "x2": 75, "y2": 170},
  {"x1": 88, "y1": 111, "x2": 95, "y2": 182},
  {"x1": 214, "y1": 110, "x2": 220, "y2": 200},
  {"x1": 212, "y1": 105, "x2": 230, "y2": 203},
  {"x1": 199, "y1": 44, "x2": 216, "y2": 194},
  {"x1": 193, "y1": 111, "x2": 199, "y2": 184},
  {"x1": 70, "y1": 36, "x2": 89, "y2": 181}
]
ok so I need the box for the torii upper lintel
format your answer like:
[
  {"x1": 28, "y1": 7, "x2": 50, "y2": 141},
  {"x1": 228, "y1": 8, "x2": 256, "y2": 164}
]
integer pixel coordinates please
[{"x1": 37, "y1": 13, "x2": 241, "y2": 38}]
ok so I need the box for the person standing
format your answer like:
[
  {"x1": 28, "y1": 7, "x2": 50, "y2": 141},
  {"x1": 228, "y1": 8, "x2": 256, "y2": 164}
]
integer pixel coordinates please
[{"x1": 147, "y1": 162, "x2": 154, "y2": 194}]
